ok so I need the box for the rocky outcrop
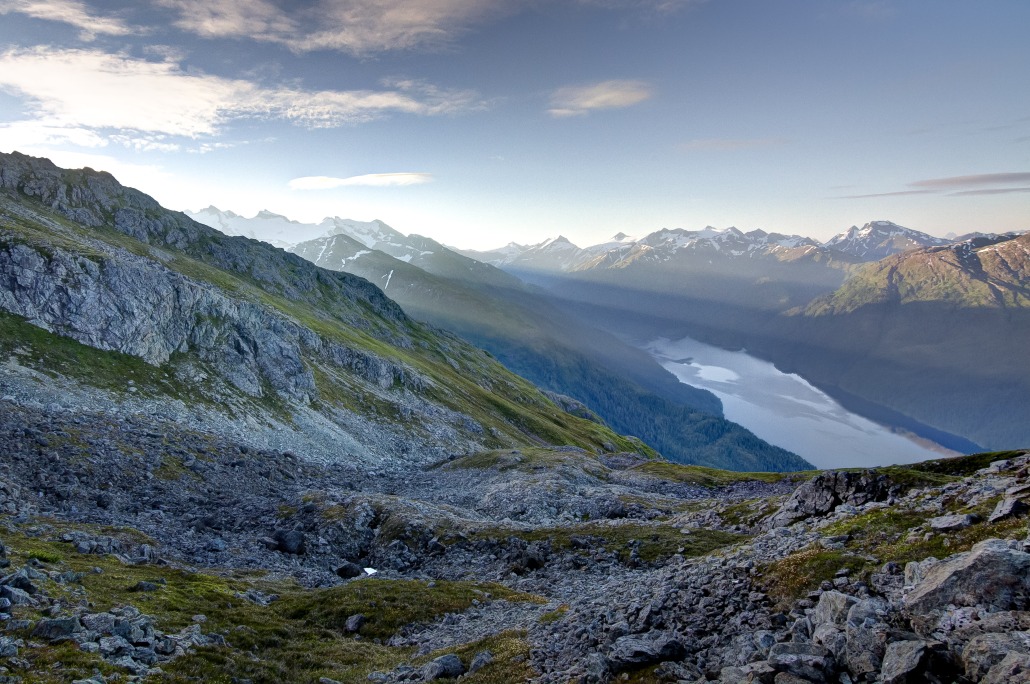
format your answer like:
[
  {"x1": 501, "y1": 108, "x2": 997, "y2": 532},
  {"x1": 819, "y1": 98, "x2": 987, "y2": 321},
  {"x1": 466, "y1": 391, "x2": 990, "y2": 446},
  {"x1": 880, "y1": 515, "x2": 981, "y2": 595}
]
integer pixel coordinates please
[{"x1": 765, "y1": 470, "x2": 890, "y2": 528}]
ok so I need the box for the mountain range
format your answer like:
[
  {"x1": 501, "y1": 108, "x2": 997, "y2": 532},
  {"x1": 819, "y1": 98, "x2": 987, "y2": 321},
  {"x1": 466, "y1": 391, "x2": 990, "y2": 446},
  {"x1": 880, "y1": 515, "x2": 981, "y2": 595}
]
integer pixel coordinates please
[
  {"x1": 465, "y1": 221, "x2": 1030, "y2": 451},
  {"x1": 186, "y1": 207, "x2": 809, "y2": 471},
  {"x1": 185, "y1": 203, "x2": 1030, "y2": 455}
]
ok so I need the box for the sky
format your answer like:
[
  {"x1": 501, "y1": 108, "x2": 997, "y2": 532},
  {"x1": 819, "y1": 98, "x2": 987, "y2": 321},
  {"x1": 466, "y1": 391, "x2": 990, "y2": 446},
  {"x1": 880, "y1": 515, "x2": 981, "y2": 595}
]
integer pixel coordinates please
[{"x1": 0, "y1": 1, "x2": 1028, "y2": 250}]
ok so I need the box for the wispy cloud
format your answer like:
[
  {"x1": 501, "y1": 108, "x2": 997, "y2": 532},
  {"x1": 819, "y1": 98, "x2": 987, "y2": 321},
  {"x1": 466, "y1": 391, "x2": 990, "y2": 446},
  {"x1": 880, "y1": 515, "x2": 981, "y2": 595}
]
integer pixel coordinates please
[
  {"x1": 155, "y1": 0, "x2": 511, "y2": 55},
  {"x1": 837, "y1": 171, "x2": 1030, "y2": 200},
  {"x1": 288, "y1": 173, "x2": 433, "y2": 190},
  {"x1": 0, "y1": 47, "x2": 485, "y2": 143},
  {"x1": 835, "y1": 190, "x2": 934, "y2": 199},
  {"x1": 0, "y1": 0, "x2": 134, "y2": 40},
  {"x1": 948, "y1": 187, "x2": 1030, "y2": 197},
  {"x1": 548, "y1": 80, "x2": 652, "y2": 118},
  {"x1": 577, "y1": 0, "x2": 707, "y2": 14},
  {"x1": 909, "y1": 172, "x2": 1030, "y2": 190},
  {"x1": 680, "y1": 137, "x2": 787, "y2": 152}
]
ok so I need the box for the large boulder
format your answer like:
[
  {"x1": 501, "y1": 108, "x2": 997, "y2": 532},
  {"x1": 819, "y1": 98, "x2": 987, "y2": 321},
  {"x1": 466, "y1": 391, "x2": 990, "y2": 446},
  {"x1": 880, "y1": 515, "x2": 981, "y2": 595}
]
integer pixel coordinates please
[
  {"x1": 984, "y1": 652, "x2": 1030, "y2": 683},
  {"x1": 767, "y1": 642, "x2": 835, "y2": 681},
  {"x1": 879, "y1": 639, "x2": 943, "y2": 684},
  {"x1": 420, "y1": 654, "x2": 465, "y2": 680},
  {"x1": 905, "y1": 539, "x2": 1030, "y2": 620},
  {"x1": 608, "y1": 634, "x2": 687, "y2": 672},
  {"x1": 811, "y1": 591, "x2": 857, "y2": 630},
  {"x1": 962, "y1": 632, "x2": 1030, "y2": 681},
  {"x1": 844, "y1": 598, "x2": 889, "y2": 677},
  {"x1": 765, "y1": 471, "x2": 890, "y2": 528}
]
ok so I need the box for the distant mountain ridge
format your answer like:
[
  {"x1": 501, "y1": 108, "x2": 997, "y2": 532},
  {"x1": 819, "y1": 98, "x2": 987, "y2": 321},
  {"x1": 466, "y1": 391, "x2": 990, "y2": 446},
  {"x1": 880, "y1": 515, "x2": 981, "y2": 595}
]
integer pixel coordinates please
[
  {"x1": 463, "y1": 220, "x2": 963, "y2": 275},
  {"x1": 469, "y1": 220, "x2": 1030, "y2": 452}
]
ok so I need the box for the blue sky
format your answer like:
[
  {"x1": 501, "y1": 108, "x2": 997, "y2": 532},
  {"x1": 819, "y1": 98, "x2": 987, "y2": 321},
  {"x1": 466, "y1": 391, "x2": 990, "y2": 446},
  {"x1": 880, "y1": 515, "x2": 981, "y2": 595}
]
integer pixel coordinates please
[{"x1": 0, "y1": 0, "x2": 1028, "y2": 249}]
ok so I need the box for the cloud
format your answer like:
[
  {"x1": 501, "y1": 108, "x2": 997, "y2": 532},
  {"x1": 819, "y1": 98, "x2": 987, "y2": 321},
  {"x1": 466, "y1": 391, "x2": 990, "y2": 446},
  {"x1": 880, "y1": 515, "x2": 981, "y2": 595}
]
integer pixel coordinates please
[
  {"x1": 947, "y1": 187, "x2": 1030, "y2": 197},
  {"x1": 834, "y1": 190, "x2": 934, "y2": 199},
  {"x1": 838, "y1": 171, "x2": 1030, "y2": 200},
  {"x1": 680, "y1": 137, "x2": 787, "y2": 152},
  {"x1": 548, "y1": 80, "x2": 652, "y2": 117},
  {"x1": 0, "y1": 0, "x2": 134, "y2": 40},
  {"x1": 155, "y1": 0, "x2": 511, "y2": 55},
  {"x1": 0, "y1": 121, "x2": 108, "y2": 149},
  {"x1": 910, "y1": 172, "x2": 1030, "y2": 190},
  {"x1": 288, "y1": 173, "x2": 433, "y2": 189},
  {"x1": 576, "y1": 0, "x2": 706, "y2": 13},
  {"x1": 0, "y1": 47, "x2": 485, "y2": 141}
]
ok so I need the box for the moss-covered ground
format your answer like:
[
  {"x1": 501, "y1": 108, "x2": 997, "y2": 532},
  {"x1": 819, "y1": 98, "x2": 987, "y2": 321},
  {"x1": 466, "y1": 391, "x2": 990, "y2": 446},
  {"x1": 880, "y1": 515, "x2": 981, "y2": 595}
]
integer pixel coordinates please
[{"x1": 0, "y1": 522, "x2": 546, "y2": 683}]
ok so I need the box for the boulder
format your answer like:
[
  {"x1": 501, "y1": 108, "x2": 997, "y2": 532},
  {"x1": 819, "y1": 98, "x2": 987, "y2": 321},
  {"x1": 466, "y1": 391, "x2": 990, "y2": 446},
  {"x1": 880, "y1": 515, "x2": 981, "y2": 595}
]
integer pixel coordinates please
[
  {"x1": 905, "y1": 539, "x2": 1030, "y2": 618},
  {"x1": 608, "y1": 634, "x2": 687, "y2": 671},
  {"x1": 334, "y1": 562, "x2": 364, "y2": 579},
  {"x1": 961, "y1": 632, "x2": 1030, "y2": 681},
  {"x1": 880, "y1": 640, "x2": 936, "y2": 684},
  {"x1": 420, "y1": 654, "x2": 465, "y2": 680},
  {"x1": 468, "y1": 650, "x2": 493, "y2": 675},
  {"x1": 767, "y1": 642, "x2": 834, "y2": 681},
  {"x1": 928, "y1": 514, "x2": 978, "y2": 532},
  {"x1": 844, "y1": 598, "x2": 888, "y2": 677},
  {"x1": 31, "y1": 617, "x2": 83, "y2": 641},
  {"x1": 272, "y1": 529, "x2": 306, "y2": 555},
  {"x1": 0, "y1": 584, "x2": 32, "y2": 605},
  {"x1": 812, "y1": 591, "x2": 857, "y2": 629},
  {"x1": 984, "y1": 652, "x2": 1030, "y2": 684},
  {"x1": 343, "y1": 613, "x2": 365, "y2": 633},
  {"x1": 766, "y1": 470, "x2": 889, "y2": 527},
  {"x1": 989, "y1": 497, "x2": 1028, "y2": 523}
]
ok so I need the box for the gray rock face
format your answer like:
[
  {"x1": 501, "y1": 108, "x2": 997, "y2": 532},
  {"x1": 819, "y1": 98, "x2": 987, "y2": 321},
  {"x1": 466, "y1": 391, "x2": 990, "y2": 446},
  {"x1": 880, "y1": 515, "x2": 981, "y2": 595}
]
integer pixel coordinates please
[
  {"x1": 765, "y1": 470, "x2": 889, "y2": 527},
  {"x1": 905, "y1": 539, "x2": 1030, "y2": 618}
]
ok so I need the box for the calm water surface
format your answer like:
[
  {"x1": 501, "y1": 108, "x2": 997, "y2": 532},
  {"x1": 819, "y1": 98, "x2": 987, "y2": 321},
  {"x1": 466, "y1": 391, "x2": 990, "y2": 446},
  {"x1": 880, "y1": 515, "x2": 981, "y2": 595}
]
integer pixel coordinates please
[{"x1": 646, "y1": 336, "x2": 955, "y2": 469}]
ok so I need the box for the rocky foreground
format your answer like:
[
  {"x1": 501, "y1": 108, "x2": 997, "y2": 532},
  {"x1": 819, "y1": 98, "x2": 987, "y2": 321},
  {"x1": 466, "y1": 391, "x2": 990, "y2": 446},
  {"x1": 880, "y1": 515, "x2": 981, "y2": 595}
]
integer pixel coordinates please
[{"x1": 1, "y1": 392, "x2": 1030, "y2": 683}]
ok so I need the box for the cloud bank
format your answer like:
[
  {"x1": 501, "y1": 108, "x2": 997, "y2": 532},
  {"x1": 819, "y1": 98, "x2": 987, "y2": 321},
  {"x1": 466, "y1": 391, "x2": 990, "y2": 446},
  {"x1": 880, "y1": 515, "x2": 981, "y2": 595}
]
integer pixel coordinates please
[{"x1": 0, "y1": 47, "x2": 484, "y2": 146}]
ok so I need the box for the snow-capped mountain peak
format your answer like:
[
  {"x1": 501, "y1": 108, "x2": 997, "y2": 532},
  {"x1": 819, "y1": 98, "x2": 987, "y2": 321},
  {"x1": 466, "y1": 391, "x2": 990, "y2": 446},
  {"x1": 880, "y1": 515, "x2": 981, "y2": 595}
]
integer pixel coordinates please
[{"x1": 824, "y1": 220, "x2": 948, "y2": 260}]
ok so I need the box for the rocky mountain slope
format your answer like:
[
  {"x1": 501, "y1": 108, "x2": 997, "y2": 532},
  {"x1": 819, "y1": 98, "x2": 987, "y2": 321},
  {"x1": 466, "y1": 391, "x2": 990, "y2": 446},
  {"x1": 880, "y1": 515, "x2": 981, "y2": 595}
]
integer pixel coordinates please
[{"x1": 0, "y1": 151, "x2": 653, "y2": 466}]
